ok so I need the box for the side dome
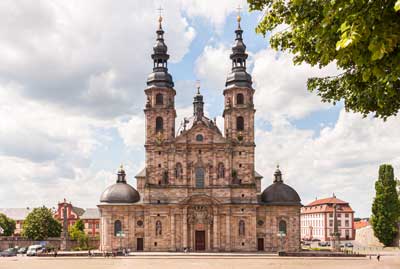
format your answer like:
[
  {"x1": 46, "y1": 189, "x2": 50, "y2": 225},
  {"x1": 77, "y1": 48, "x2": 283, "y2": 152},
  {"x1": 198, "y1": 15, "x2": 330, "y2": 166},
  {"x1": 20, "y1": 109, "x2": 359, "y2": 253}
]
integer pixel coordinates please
[
  {"x1": 100, "y1": 166, "x2": 140, "y2": 204},
  {"x1": 261, "y1": 166, "x2": 301, "y2": 206}
]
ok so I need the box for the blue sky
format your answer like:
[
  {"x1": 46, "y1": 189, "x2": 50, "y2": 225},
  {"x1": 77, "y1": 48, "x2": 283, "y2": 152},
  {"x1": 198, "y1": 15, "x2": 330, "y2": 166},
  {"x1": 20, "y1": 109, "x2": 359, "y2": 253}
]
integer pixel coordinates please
[{"x1": 0, "y1": 0, "x2": 399, "y2": 218}]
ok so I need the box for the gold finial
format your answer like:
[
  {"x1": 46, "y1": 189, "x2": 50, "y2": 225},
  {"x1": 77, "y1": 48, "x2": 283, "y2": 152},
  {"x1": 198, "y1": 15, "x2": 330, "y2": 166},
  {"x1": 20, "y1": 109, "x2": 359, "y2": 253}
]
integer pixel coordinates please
[{"x1": 119, "y1": 163, "x2": 124, "y2": 171}]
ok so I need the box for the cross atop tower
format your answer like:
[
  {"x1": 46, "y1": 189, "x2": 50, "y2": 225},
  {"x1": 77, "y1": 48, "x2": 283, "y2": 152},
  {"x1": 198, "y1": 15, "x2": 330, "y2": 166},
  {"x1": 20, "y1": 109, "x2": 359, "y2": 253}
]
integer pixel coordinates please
[
  {"x1": 236, "y1": 4, "x2": 242, "y2": 24},
  {"x1": 157, "y1": 6, "x2": 164, "y2": 27},
  {"x1": 157, "y1": 6, "x2": 163, "y2": 18}
]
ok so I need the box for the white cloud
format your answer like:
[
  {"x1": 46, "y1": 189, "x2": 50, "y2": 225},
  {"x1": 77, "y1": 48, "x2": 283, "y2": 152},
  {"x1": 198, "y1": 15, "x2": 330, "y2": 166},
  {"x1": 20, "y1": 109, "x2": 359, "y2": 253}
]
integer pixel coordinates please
[
  {"x1": 180, "y1": 0, "x2": 247, "y2": 32},
  {"x1": 117, "y1": 116, "x2": 145, "y2": 150},
  {"x1": 256, "y1": 109, "x2": 400, "y2": 217},
  {"x1": 252, "y1": 49, "x2": 339, "y2": 120},
  {"x1": 195, "y1": 44, "x2": 231, "y2": 91},
  {"x1": 0, "y1": 0, "x2": 196, "y2": 118},
  {"x1": 0, "y1": 81, "x2": 116, "y2": 207}
]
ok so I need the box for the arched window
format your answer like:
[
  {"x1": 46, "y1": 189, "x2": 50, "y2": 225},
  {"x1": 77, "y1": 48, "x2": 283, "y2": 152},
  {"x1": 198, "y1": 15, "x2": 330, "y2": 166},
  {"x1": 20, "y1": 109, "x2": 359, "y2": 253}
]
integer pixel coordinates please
[
  {"x1": 155, "y1": 93, "x2": 163, "y2": 105},
  {"x1": 279, "y1": 220, "x2": 287, "y2": 235},
  {"x1": 114, "y1": 220, "x2": 122, "y2": 236},
  {"x1": 236, "y1": 116, "x2": 244, "y2": 131},
  {"x1": 155, "y1": 220, "x2": 162, "y2": 236},
  {"x1": 239, "y1": 220, "x2": 245, "y2": 236},
  {"x1": 217, "y1": 163, "x2": 225, "y2": 179},
  {"x1": 195, "y1": 167, "x2": 205, "y2": 188},
  {"x1": 162, "y1": 170, "x2": 169, "y2": 184},
  {"x1": 175, "y1": 163, "x2": 183, "y2": 179},
  {"x1": 236, "y1": 93, "x2": 244, "y2": 105},
  {"x1": 156, "y1": 117, "x2": 163, "y2": 132}
]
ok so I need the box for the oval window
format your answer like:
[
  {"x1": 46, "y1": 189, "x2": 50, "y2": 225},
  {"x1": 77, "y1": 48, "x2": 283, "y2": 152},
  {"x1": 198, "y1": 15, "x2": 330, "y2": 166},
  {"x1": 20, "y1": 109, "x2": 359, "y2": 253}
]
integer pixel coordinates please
[{"x1": 196, "y1": 134, "x2": 203, "y2": 141}]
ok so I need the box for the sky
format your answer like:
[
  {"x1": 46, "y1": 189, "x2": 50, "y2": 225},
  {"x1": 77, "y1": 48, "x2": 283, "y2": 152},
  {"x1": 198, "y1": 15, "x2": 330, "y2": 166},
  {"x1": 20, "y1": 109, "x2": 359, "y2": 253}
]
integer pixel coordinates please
[{"x1": 0, "y1": 0, "x2": 399, "y2": 218}]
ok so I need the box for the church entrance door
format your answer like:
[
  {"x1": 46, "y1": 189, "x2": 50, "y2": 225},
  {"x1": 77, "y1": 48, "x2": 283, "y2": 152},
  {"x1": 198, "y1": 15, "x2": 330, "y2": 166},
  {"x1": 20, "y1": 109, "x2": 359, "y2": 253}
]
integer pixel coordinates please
[
  {"x1": 137, "y1": 238, "x2": 143, "y2": 251},
  {"x1": 195, "y1": 231, "x2": 206, "y2": 251},
  {"x1": 257, "y1": 238, "x2": 264, "y2": 251}
]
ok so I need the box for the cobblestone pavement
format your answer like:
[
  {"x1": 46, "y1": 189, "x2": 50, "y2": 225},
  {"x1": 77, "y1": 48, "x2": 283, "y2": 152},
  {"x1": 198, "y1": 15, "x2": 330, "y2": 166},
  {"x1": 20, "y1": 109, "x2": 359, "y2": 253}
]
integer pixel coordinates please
[{"x1": 0, "y1": 256, "x2": 399, "y2": 269}]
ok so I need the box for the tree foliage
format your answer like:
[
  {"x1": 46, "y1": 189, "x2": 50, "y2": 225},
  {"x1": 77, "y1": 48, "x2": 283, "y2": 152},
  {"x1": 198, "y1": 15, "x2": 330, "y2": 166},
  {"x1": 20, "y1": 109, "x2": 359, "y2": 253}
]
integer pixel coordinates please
[
  {"x1": 69, "y1": 219, "x2": 89, "y2": 249},
  {"x1": 371, "y1": 164, "x2": 400, "y2": 246},
  {"x1": 248, "y1": 0, "x2": 400, "y2": 119},
  {"x1": 0, "y1": 213, "x2": 16, "y2": 236},
  {"x1": 22, "y1": 207, "x2": 62, "y2": 240}
]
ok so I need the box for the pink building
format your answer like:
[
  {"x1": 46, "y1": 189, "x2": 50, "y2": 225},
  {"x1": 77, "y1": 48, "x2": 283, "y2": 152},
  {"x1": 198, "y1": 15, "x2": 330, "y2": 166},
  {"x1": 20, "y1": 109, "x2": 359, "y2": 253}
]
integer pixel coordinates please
[{"x1": 300, "y1": 195, "x2": 355, "y2": 241}]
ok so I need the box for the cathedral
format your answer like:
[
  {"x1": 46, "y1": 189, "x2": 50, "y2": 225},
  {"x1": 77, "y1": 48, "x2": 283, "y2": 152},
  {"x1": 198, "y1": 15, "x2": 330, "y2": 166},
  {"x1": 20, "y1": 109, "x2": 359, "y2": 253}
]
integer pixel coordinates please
[{"x1": 98, "y1": 15, "x2": 301, "y2": 252}]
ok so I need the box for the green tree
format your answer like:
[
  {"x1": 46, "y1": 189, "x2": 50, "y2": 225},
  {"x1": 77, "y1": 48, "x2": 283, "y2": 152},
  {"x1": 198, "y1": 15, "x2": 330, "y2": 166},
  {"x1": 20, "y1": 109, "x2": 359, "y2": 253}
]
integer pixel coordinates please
[
  {"x1": 69, "y1": 219, "x2": 88, "y2": 249},
  {"x1": 248, "y1": 0, "x2": 400, "y2": 119},
  {"x1": 371, "y1": 164, "x2": 400, "y2": 246},
  {"x1": 22, "y1": 207, "x2": 62, "y2": 240},
  {"x1": 0, "y1": 213, "x2": 16, "y2": 236}
]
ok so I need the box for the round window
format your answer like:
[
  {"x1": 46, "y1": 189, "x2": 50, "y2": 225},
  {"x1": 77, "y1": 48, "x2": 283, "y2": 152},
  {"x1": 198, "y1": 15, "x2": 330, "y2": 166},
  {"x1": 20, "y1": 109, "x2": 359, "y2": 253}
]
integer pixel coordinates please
[
  {"x1": 196, "y1": 134, "x2": 203, "y2": 141},
  {"x1": 137, "y1": 220, "x2": 144, "y2": 227},
  {"x1": 257, "y1": 220, "x2": 264, "y2": 226}
]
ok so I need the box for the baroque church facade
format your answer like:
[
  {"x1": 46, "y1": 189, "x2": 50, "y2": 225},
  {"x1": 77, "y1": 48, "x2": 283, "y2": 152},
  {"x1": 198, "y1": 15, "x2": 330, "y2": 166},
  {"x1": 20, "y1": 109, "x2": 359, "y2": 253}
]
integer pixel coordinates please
[{"x1": 98, "y1": 15, "x2": 301, "y2": 252}]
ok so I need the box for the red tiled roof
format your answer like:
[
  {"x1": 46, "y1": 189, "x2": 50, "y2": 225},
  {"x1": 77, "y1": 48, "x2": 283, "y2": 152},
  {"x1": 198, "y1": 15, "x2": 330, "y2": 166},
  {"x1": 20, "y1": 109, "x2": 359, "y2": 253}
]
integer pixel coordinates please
[
  {"x1": 354, "y1": 220, "x2": 369, "y2": 229},
  {"x1": 307, "y1": 197, "x2": 348, "y2": 206},
  {"x1": 301, "y1": 204, "x2": 354, "y2": 214}
]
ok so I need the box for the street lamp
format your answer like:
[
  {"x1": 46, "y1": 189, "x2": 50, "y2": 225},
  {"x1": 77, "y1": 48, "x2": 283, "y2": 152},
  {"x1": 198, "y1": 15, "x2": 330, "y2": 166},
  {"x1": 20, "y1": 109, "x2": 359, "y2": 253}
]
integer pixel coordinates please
[{"x1": 330, "y1": 203, "x2": 341, "y2": 252}]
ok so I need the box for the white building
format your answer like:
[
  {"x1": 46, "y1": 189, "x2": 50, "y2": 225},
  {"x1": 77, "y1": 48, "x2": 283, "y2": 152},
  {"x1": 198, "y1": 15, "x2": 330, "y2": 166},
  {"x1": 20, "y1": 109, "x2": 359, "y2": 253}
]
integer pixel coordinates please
[{"x1": 300, "y1": 195, "x2": 355, "y2": 241}]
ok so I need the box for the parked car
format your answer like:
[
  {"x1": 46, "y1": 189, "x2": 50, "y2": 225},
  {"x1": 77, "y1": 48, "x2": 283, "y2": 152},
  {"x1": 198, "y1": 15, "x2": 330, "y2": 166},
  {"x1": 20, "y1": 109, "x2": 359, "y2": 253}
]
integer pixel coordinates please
[
  {"x1": 318, "y1": 241, "x2": 329, "y2": 247},
  {"x1": 0, "y1": 248, "x2": 18, "y2": 257},
  {"x1": 17, "y1": 247, "x2": 27, "y2": 254},
  {"x1": 302, "y1": 241, "x2": 311, "y2": 246},
  {"x1": 311, "y1": 238, "x2": 321, "y2": 242},
  {"x1": 344, "y1": 242, "x2": 353, "y2": 248},
  {"x1": 26, "y1": 245, "x2": 44, "y2": 256}
]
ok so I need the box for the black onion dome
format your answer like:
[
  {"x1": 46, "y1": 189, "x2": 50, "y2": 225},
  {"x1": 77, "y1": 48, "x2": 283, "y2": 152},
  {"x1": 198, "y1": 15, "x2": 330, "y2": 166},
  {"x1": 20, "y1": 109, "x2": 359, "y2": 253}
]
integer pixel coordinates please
[
  {"x1": 147, "y1": 16, "x2": 174, "y2": 88},
  {"x1": 261, "y1": 166, "x2": 301, "y2": 205},
  {"x1": 225, "y1": 16, "x2": 252, "y2": 89},
  {"x1": 100, "y1": 166, "x2": 140, "y2": 204}
]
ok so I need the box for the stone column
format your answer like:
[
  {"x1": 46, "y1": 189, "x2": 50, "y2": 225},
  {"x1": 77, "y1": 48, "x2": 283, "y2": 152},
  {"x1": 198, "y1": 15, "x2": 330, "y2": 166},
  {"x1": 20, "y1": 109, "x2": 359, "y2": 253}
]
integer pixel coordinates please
[
  {"x1": 226, "y1": 214, "x2": 231, "y2": 251},
  {"x1": 144, "y1": 212, "x2": 150, "y2": 251},
  {"x1": 183, "y1": 208, "x2": 188, "y2": 249},
  {"x1": 170, "y1": 213, "x2": 175, "y2": 251},
  {"x1": 213, "y1": 215, "x2": 219, "y2": 250},
  {"x1": 207, "y1": 225, "x2": 211, "y2": 250},
  {"x1": 101, "y1": 216, "x2": 107, "y2": 251},
  {"x1": 131, "y1": 213, "x2": 136, "y2": 251}
]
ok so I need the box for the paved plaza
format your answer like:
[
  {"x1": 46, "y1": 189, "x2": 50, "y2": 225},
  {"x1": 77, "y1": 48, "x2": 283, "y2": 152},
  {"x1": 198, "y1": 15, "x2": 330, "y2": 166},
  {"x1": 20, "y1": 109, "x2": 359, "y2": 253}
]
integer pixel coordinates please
[{"x1": 0, "y1": 255, "x2": 399, "y2": 269}]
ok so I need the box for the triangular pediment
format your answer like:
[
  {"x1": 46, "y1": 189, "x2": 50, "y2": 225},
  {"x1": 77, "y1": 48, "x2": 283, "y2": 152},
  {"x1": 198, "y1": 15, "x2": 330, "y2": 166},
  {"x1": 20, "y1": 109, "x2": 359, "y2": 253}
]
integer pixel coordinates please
[{"x1": 175, "y1": 121, "x2": 227, "y2": 144}]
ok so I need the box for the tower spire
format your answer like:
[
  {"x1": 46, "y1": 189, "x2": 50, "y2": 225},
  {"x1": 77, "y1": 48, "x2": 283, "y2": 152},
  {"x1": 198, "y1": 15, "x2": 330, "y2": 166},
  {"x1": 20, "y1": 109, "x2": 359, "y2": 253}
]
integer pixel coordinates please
[
  {"x1": 147, "y1": 10, "x2": 174, "y2": 88},
  {"x1": 225, "y1": 10, "x2": 252, "y2": 88},
  {"x1": 193, "y1": 80, "x2": 204, "y2": 120}
]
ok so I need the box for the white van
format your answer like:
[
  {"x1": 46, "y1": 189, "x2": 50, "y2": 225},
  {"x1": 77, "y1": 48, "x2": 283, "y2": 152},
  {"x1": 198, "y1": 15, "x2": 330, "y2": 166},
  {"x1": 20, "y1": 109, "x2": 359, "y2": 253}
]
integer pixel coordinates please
[{"x1": 26, "y1": 245, "x2": 43, "y2": 256}]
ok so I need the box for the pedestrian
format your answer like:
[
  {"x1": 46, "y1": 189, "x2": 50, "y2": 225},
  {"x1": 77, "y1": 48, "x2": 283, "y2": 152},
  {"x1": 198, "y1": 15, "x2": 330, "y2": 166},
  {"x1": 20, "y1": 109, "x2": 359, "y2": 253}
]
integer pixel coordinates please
[
  {"x1": 53, "y1": 249, "x2": 57, "y2": 258},
  {"x1": 377, "y1": 254, "x2": 380, "y2": 261}
]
